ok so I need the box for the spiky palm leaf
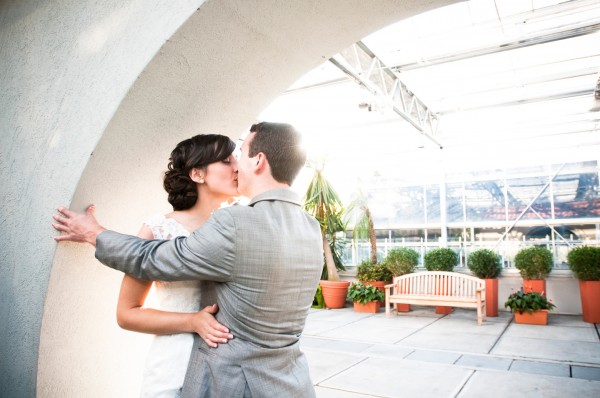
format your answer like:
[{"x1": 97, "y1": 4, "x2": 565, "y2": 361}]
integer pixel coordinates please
[
  {"x1": 346, "y1": 189, "x2": 377, "y2": 264},
  {"x1": 302, "y1": 167, "x2": 346, "y2": 281}
]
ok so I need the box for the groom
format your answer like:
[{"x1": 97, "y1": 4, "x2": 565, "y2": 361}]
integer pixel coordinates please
[{"x1": 53, "y1": 122, "x2": 323, "y2": 397}]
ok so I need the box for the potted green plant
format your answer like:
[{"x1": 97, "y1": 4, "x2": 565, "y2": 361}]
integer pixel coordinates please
[
  {"x1": 467, "y1": 249, "x2": 501, "y2": 317},
  {"x1": 347, "y1": 282, "x2": 384, "y2": 313},
  {"x1": 423, "y1": 247, "x2": 458, "y2": 314},
  {"x1": 567, "y1": 246, "x2": 600, "y2": 323},
  {"x1": 356, "y1": 260, "x2": 391, "y2": 312},
  {"x1": 303, "y1": 165, "x2": 348, "y2": 309},
  {"x1": 514, "y1": 246, "x2": 553, "y2": 296},
  {"x1": 504, "y1": 288, "x2": 556, "y2": 325},
  {"x1": 383, "y1": 247, "x2": 419, "y2": 312}
]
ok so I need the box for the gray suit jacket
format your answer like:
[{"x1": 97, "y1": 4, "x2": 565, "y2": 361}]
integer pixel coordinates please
[{"x1": 96, "y1": 188, "x2": 323, "y2": 397}]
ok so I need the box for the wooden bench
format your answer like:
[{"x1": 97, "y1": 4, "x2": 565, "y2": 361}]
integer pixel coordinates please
[{"x1": 385, "y1": 271, "x2": 486, "y2": 325}]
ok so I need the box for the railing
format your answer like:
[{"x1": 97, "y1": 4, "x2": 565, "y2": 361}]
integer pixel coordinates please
[{"x1": 343, "y1": 238, "x2": 600, "y2": 270}]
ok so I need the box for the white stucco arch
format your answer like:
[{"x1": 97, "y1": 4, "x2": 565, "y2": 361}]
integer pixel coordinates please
[{"x1": 0, "y1": 1, "x2": 457, "y2": 396}]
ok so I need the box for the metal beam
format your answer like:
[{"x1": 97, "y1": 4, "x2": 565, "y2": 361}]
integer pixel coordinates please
[
  {"x1": 394, "y1": 22, "x2": 600, "y2": 72},
  {"x1": 329, "y1": 41, "x2": 442, "y2": 149}
]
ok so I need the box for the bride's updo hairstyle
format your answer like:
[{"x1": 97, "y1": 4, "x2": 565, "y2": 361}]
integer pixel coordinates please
[{"x1": 163, "y1": 134, "x2": 236, "y2": 210}]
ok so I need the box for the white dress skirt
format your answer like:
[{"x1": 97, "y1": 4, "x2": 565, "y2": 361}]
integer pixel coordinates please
[{"x1": 139, "y1": 214, "x2": 202, "y2": 398}]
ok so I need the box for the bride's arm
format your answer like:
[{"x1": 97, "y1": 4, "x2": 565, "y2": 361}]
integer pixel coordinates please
[{"x1": 115, "y1": 225, "x2": 233, "y2": 347}]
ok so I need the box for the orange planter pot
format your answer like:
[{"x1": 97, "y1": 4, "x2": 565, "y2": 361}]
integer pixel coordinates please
[
  {"x1": 579, "y1": 280, "x2": 600, "y2": 323},
  {"x1": 485, "y1": 278, "x2": 498, "y2": 317},
  {"x1": 320, "y1": 280, "x2": 350, "y2": 309},
  {"x1": 514, "y1": 310, "x2": 548, "y2": 325},
  {"x1": 435, "y1": 306, "x2": 453, "y2": 314},
  {"x1": 353, "y1": 300, "x2": 380, "y2": 313},
  {"x1": 396, "y1": 303, "x2": 411, "y2": 312},
  {"x1": 523, "y1": 280, "x2": 546, "y2": 296},
  {"x1": 364, "y1": 281, "x2": 388, "y2": 311}
]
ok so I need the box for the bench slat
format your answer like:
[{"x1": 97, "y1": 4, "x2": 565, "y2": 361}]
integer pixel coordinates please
[{"x1": 385, "y1": 271, "x2": 486, "y2": 325}]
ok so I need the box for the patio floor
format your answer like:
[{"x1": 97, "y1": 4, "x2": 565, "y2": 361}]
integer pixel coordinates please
[{"x1": 301, "y1": 305, "x2": 600, "y2": 398}]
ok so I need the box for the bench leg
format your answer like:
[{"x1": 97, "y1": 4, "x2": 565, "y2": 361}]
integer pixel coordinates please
[
  {"x1": 386, "y1": 298, "x2": 390, "y2": 317},
  {"x1": 477, "y1": 302, "x2": 485, "y2": 325}
]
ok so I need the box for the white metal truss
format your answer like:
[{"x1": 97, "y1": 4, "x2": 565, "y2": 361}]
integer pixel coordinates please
[{"x1": 329, "y1": 41, "x2": 443, "y2": 149}]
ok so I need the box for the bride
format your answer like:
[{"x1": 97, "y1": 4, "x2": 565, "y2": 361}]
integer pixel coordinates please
[{"x1": 115, "y1": 134, "x2": 238, "y2": 397}]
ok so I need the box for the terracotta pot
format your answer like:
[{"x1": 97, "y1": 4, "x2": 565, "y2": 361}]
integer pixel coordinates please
[
  {"x1": 514, "y1": 310, "x2": 548, "y2": 325},
  {"x1": 353, "y1": 300, "x2": 380, "y2": 313},
  {"x1": 484, "y1": 278, "x2": 498, "y2": 317},
  {"x1": 579, "y1": 280, "x2": 600, "y2": 323},
  {"x1": 523, "y1": 280, "x2": 546, "y2": 296},
  {"x1": 363, "y1": 281, "x2": 387, "y2": 311},
  {"x1": 319, "y1": 280, "x2": 350, "y2": 309},
  {"x1": 393, "y1": 279, "x2": 411, "y2": 312},
  {"x1": 435, "y1": 306, "x2": 453, "y2": 314}
]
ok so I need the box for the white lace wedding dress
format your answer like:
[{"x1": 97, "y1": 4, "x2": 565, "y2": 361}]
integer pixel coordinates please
[{"x1": 139, "y1": 214, "x2": 202, "y2": 398}]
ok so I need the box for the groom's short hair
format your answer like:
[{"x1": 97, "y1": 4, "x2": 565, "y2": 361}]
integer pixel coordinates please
[{"x1": 249, "y1": 122, "x2": 306, "y2": 185}]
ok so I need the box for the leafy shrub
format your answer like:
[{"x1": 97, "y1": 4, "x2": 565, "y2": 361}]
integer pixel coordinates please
[
  {"x1": 423, "y1": 248, "x2": 458, "y2": 272},
  {"x1": 504, "y1": 288, "x2": 556, "y2": 314},
  {"x1": 384, "y1": 248, "x2": 419, "y2": 276},
  {"x1": 347, "y1": 282, "x2": 384, "y2": 304},
  {"x1": 514, "y1": 246, "x2": 553, "y2": 280},
  {"x1": 567, "y1": 246, "x2": 600, "y2": 281},
  {"x1": 356, "y1": 260, "x2": 393, "y2": 282},
  {"x1": 467, "y1": 249, "x2": 501, "y2": 279}
]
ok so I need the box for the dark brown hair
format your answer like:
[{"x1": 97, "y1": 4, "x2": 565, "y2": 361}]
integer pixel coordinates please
[
  {"x1": 249, "y1": 122, "x2": 306, "y2": 185},
  {"x1": 163, "y1": 134, "x2": 236, "y2": 210}
]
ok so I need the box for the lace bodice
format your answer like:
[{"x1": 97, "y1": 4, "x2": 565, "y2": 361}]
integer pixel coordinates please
[{"x1": 144, "y1": 214, "x2": 201, "y2": 312}]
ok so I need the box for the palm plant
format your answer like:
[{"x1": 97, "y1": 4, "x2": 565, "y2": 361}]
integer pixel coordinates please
[
  {"x1": 346, "y1": 188, "x2": 377, "y2": 265},
  {"x1": 302, "y1": 166, "x2": 346, "y2": 281}
]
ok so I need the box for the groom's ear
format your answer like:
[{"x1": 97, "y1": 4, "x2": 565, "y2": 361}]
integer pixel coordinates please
[{"x1": 254, "y1": 153, "x2": 268, "y2": 174}]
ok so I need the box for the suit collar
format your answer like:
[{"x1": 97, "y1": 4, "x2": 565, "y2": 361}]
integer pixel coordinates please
[{"x1": 248, "y1": 188, "x2": 301, "y2": 207}]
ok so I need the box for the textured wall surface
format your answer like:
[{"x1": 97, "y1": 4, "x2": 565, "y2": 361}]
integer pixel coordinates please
[{"x1": 0, "y1": 0, "x2": 456, "y2": 396}]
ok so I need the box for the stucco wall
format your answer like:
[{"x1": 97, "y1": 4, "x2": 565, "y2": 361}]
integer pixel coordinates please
[{"x1": 0, "y1": 0, "x2": 458, "y2": 396}]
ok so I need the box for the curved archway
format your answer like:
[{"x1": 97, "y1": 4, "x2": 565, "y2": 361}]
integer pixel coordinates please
[{"x1": 20, "y1": 1, "x2": 457, "y2": 396}]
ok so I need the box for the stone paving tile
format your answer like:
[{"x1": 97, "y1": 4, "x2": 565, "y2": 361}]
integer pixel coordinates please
[
  {"x1": 304, "y1": 348, "x2": 366, "y2": 385},
  {"x1": 396, "y1": 330, "x2": 501, "y2": 354},
  {"x1": 405, "y1": 349, "x2": 462, "y2": 364},
  {"x1": 509, "y1": 359, "x2": 570, "y2": 377},
  {"x1": 319, "y1": 356, "x2": 473, "y2": 398},
  {"x1": 360, "y1": 343, "x2": 414, "y2": 359},
  {"x1": 572, "y1": 365, "x2": 600, "y2": 381},
  {"x1": 455, "y1": 354, "x2": 512, "y2": 370},
  {"x1": 492, "y1": 336, "x2": 600, "y2": 364},
  {"x1": 315, "y1": 386, "x2": 379, "y2": 398},
  {"x1": 502, "y1": 323, "x2": 599, "y2": 342},
  {"x1": 458, "y1": 369, "x2": 600, "y2": 398}
]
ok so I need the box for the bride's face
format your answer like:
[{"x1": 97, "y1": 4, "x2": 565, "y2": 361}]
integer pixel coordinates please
[{"x1": 202, "y1": 154, "x2": 239, "y2": 200}]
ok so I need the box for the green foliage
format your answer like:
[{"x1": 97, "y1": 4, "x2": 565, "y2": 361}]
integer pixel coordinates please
[
  {"x1": 311, "y1": 285, "x2": 325, "y2": 309},
  {"x1": 302, "y1": 167, "x2": 346, "y2": 280},
  {"x1": 356, "y1": 260, "x2": 393, "y2": 283},
  {"x1": 346, "y1": 189, "x2": 378, "y2": 264},
  {"x1": 423, "y1": 248, "x2": 458, "y2": 272},
  {"x1": 384, "y1": 248, "x2": 419, "y2": 276},
  {"x1": 347, "y1": 282, "x2": 384, "y2": 304},
  {"x1": 467, "y1": 249, "x2": 501, "y2": 279},
  {"x1": 504, "y1": 288, "x2": 556, "y2": 314},
  {"x1": 567, "y1": 246, "x2": 600, "y2": 281},
  {"x1": 514, "y1": 246, "x2": 553, "y2": 280}
]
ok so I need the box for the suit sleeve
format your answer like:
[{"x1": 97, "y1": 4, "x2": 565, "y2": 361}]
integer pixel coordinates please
[{"x1": 94, "y1": 209, "x2": 236, "y2": 282}]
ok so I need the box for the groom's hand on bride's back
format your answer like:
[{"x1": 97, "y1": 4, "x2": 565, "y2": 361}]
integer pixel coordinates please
[
  {"x1": 192, "y1": 304, "x2": 233, "y2": 348},
  {"x1": 52, "y1": 204, "x2": 106, "y2": 246}
]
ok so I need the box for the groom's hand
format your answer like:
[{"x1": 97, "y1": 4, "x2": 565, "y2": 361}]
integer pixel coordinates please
[
  {"x1": 192, "y1": 304, "x2": 233, "y2": 348},
  {"x1": 52, "y1": 205, "x2": 106, "y2": 246}
]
